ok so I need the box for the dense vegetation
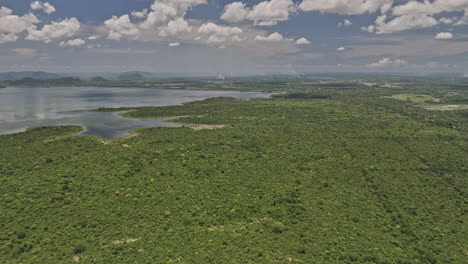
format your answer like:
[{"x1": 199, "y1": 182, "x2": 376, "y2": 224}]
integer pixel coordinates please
[{"x1": 0, "y1": 79, "x2": 467, "y2": 263}]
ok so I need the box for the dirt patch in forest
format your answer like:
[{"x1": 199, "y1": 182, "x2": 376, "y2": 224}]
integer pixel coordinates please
[
  {"x1": 100, "y1": 132, "x2": 140, "y2": 145},
  {"x1": 361, "y1": 82, "x2": 378, "y2": 87},
  {"x1": 190, "y1": 124, "x2": 226, "y2": 130},
  {"x1": 72, "y1": 256, "x2": 85, "y2": 262}
]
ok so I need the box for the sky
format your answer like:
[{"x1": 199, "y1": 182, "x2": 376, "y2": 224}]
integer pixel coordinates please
[{"x1": 0, "y1": 0, "x2": 467, "y2": 76}]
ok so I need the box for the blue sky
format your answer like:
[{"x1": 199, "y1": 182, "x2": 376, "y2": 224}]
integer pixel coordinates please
[{"x1": 0, "y1": 0, "x2": 467, "y2": 75}]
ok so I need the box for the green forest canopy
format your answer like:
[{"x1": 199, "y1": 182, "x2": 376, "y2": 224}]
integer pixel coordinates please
[{"x1": 0, "y1": 83, "x2": 467, "y2": 263}]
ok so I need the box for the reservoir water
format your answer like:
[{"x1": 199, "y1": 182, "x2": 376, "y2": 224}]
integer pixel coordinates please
[{"x1": 0, "y1": 87, "x2": 269, "y2": 138}]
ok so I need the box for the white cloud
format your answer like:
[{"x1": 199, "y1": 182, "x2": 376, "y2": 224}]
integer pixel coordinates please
[
  {"x1": 367, "y1": 57, "x2": 408, "y2": 68},
  {"x1": 131, "y1": 9, "x2": 148, "y2": 18},
  {"x1": 141, "y1": 0, "x2": 207, "y2": 29},
  {"x1": 363, "y1": 0, "x2": 468, "y2": 34},
  {"x1": 0, "y1": 7, "x2": 39, "y2": 44},
  {"x1": 0, "y1": 6, "x2": 13, "y2": 16},
  {"x1": 255, "y1": 32, "x2": 285, "y2": 42},
  {"x1": 102, "y1": 0, "x2": 210, "y2": 42},
  {"x1": 338, "y1": 19, "x2": 352, "y2": 27},
  {"x1": 0, "y1": 33, "x2": 17, "y2": 44},
  {"x1": 247, "y1": 0, "x2": 296, "y2": 26},
  {"x1": 0, "y1": 11, "x2": 38, "y2": 35},
  {"x1": 159, "y1": 18, "x2": 192, "y2": 37},
  {"x1": 440, "y1": 17, "x2": 456, "y2": 24},
  {"x1": 198, "y1": 23, "x2": 242, "y2": 36},
  {"x1": 361, "y1": 25, "x2": 375, "y2": 33},
  {"x1": 372, "y1": 14, "x2": 438, "y2": 34},
  {"x1": 197, "y1": 22, "x2": 243, "y2": 43},
  {"x1": 27, "y1": 17, "x2": 81, "y2": 43},
  {"x1": 392, "y1": 0, "x2": 468, "y2": 16},
  {"x1": 299, "y1": 0, "x2": 391, "y2": 15},
  {"x1": 380, "y1": 1, "x2": 394, "y2": 14},
  {"x1": 336, "y1": 46, "x2": 345, "y2": 51},
  {"x1": 104, "y1": 15, "x2": 139, "y2": 40},
  {"x1": 59, "y1": 38, "x2": 86, "y2": 47},
  {"x1": 30, "y1": 1, "x2": 56, "y2": 14},
  {"x1": 295, "y1": 37, "x2": 311, "y2": 45},
  {"x1": 168, "y1": 42, "x2": 180, "y2": 47},
  {"x1": 435, "y1": 32, "x2": 454, "y2": 40},
  {"x1": 221, "y1": 0, "x2": 296, "y2": 26},
  {"x1": 232, "y1": 35, "x2": 242, "y2": 42},
  {"x1": 205, "y1": 35, "x2": 225, "y2": 43},
  {"x1": 88, "y1": 35, "x2": 100, "y2": 40},
  {"x1": 221, "y1": 2, "x2": 249, "y2": 23},
  {"x1": 455, "y1": 9, "x2": 468, "y2": 25}
]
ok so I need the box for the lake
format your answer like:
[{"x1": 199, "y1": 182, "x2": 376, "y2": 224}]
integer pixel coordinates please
[{"x1": 0, "y1": 87, "x2": 269, "y2": 138}]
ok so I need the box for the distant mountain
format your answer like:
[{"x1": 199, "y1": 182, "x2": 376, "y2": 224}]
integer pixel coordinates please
[
  {"x1": 117, "y1": 72, "x2": 145, "y2": 81},
  {"x1": 7, "y1": 77, "x2": 82, "y2": 87},
  {"x1": 90, "y1": 76, "x2": 109, "y2": 82},
  {"x1": 0, "y1": 71, "x2": 63, "y2": 81}
]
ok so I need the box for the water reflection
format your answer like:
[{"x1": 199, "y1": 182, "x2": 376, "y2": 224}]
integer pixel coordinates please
[{"x1": 0, "y1": 87, "x2": 269, "y2": 138}]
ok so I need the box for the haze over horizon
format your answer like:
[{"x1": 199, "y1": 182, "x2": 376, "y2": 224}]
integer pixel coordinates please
[{"x1": 1, "y1": 0, "x2": 468, "y2": 75}]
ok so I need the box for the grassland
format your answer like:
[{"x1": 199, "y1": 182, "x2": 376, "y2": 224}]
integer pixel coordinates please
[{"x1": 0, "y1": 79, "x2": 467, "y2": 263}]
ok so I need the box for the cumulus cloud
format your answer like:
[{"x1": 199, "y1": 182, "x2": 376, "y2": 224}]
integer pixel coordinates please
[
  {"x1": 367, "y1": 57, "x2": 408, "y2": 68},
  {"x1": 159, "y1": 18, "x2": 192, "y2": 37},
  {"x1": 338, "y1": 19, "x2": 352, "y2": 28},
  {"x1": 336, "y1": 46, "x2": 345, "y2": 51},
  {"x1": 102, "y1": 0, "x2": 210, "y2": 42},
  {"x1": 27, "y1": 17, "x2": 81, "y2": 43},
  {"x1": 30, "y1": 1, "x2": 56, "y2": 14},
  {"x1": 232, "y1": 35, "x2": 243, "y2": 42},
  {"x1": 255, "y1": 32, "x2": 285, "y2": 42},
  {"x1": 247, "y1": 0, "x2": 296, "y2": 26},
  {"x1": 197, "y1": 22, "x2": 243, "y2": 43},
  {"x1": 168, "y1": 42, "x2": 180, "y2": 47},
  {"x1": 363, "y1": 0, "x2": 468, "y2": 34},
  {"x1": 455, "y1": 9, "x2": 468, "y2": 25},
  {"x1": 221, "y1": 0, "x2": 296, "y2": 26},
  {"x1": 104, "y1": 15, "x2": 139, "y2": 40},
  {"x1": 0, "y1": 33, "x2": 18, "y2": 44},
  {"x1": 198, "y1": 23, "x2": 242, "y2": 36},
  {"x1": 295, "y1": 37, "x2": 311, "y2": 45},
  {"x1": 0, "y1": 6, "x2": 12, "y2": 16},
  {"x1": 380, "y1": 1, "x2": 394, "y2": 14},
  {"x1": 59, "y1": 38, "x2": 86, "y2": 47},
  {"x1": 299, "y1": 0, "x2": 391, "y2": 15},
  {"x1": 131, "y1": 9, "x2": 148, "y2": 18},
  {"x1": 365, "y1": 13, "x2": 438, "y2": 34},
  {"x1": 0, "y1": 9, "x2": 38, "y2": 35},
  {"x1": 440, "y1": 17, "x2": 456, "y2": 24},
  {"x1": 435, "y1": 32, "x2": 454, "y2": 40},
  {"x1": 0, "y1": 6, "x2": 39, "y2": 43},
  {"x1": 392, "y1": 0, "x2": 468, "y2": 16},
  {"x1": 221, "y1": 2, "x2": 249, "y2": 23},
  {"x1": 140, "y1": 0, "x2": 207, "y2": 29}
]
